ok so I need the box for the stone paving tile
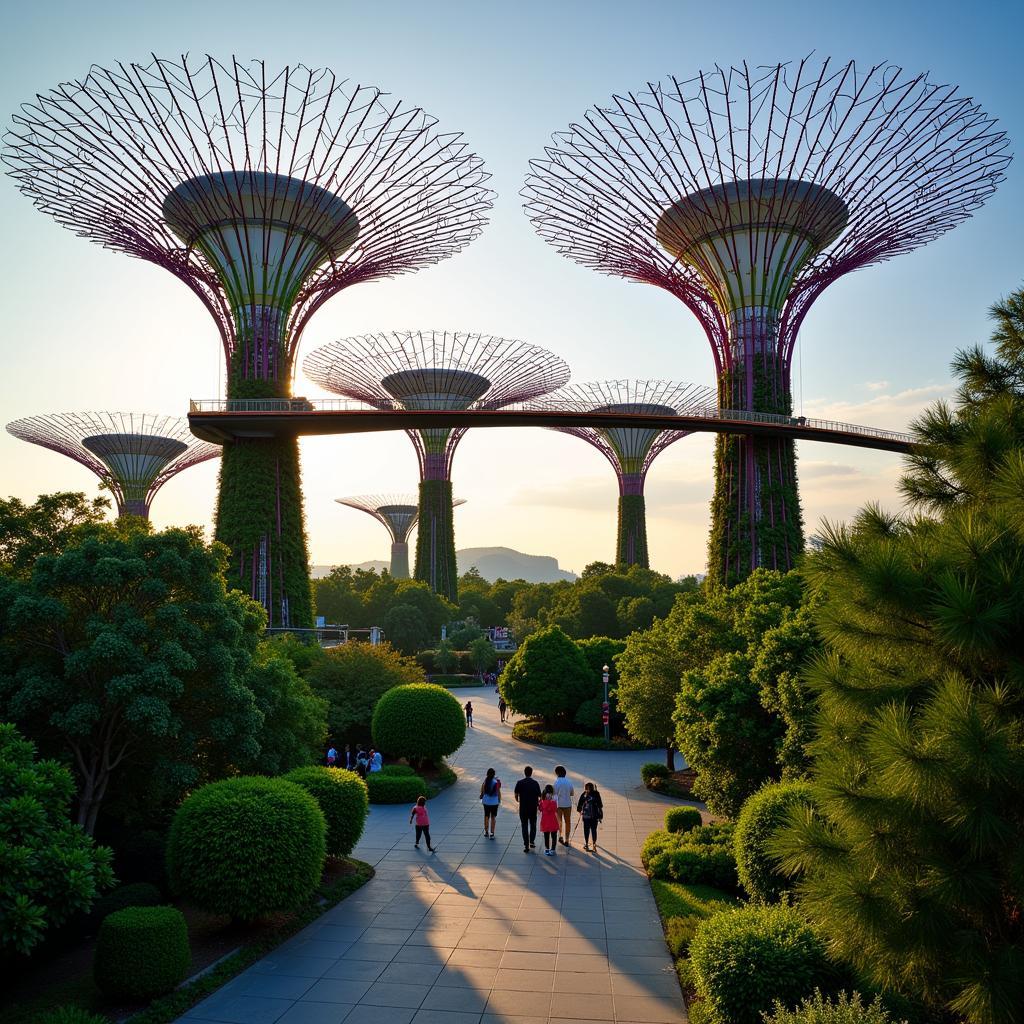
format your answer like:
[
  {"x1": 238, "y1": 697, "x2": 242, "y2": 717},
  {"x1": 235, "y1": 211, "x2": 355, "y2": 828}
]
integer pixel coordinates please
[{"x1": 174, "y1": 686, "x2": 691, "y2": 1024}]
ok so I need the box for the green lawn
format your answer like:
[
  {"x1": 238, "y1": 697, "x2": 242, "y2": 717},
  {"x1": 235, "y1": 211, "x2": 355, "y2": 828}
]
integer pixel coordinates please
[{"x1": 650, "y1": 879, "x2": 740, "y2": 958}]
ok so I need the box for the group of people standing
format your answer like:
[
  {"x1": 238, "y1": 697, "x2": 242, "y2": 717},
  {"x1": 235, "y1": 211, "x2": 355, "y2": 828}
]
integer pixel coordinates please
[
  {"x1": 325, "y1": 742, "x2": 382, "y2": 778},
  {"x1": 481, "y1": 763, "x2": 604, "y2": 853}
]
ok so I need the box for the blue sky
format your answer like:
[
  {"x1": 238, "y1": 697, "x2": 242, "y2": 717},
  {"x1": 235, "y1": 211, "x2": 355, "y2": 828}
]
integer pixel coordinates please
[{"x1": 1, "y1": 0, "x2": 1021, "y2": 576}]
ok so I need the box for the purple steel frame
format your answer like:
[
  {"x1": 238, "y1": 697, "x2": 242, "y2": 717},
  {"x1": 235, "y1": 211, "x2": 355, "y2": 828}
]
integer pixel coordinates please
[
  {"x1": 523, "y1": 57, "x2": 1010, "y2": 583},
  {"x1": 6, "y1": 412, "x2": 219, "y2": 518}
]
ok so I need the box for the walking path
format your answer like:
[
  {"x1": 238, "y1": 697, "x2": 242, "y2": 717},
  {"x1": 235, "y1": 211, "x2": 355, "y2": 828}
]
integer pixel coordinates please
[{"x1": 178, "y1": 685, "x2": 687, "y2": 1024}]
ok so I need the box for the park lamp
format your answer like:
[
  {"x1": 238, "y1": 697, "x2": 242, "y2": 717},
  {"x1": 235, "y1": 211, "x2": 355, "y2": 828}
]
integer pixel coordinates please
[{"x1": 602, "y1": 664, "x2": 611, "y2": 742}]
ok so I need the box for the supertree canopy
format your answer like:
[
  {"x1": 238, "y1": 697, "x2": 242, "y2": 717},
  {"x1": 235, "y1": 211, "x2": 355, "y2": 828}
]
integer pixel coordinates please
[
  {"x1": 305, "y1": 330, "x2": 570, "y2": 602},
  {"x1": 552, "y1": 380, "x2": 714, "y2": 568},
  {"x1": 523, "y1": 57, "x2": 1010, "y2": 586},
  {"x1": 6, "y1": 412, "x2": 219, "y2": 518},
  {"x1": 4, "y1": 55, "x2": 493, "y2": 627},
  {"x1": 336, "y1": 493, "x2": 466, "y2": 579}
]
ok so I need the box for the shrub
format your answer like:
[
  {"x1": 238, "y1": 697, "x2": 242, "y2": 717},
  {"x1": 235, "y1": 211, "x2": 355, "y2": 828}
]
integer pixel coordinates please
[
  {"x1": 660, "y1": 845, "x2": 737, "y2": 891},
  {"x1": 90, "y1": 882, "x2": 162, "y2": 926},
  {"x1": 666, "y1": 915, "x2": 700, "y2": 957},
  {"x1": 371, "y1": 683, "x2": 466, "y2": 763},
  {"x1": 36, "y1": 1008, "x2": 110, "y2": 1024},
  {"x1": 666, "y1": 807, "x2": 704, "y2": 834},
  {"x1": 642, "y1": 762, "x2": 671, "y2": 783},
  {"x1": 365, "y1": 772, "x2": 428, "y2": 804},
  {"x1": 167, "y1": 776, "x2": 325, "y2": 921},
  {"x1": 93, "y1": 906, "x2": 190, "y2": 999},
  {"x1": 283, "y1": 767, "x2": 369, "y2": 858},
  {"x1": 763, "y1": 991, "x2": 904, "y2": 1024},
  {"x1": 0, "y1": 723, "x2": 114, "y2": 955},
  {"x1": 641, "y1": 829, "x2": 678, "y2": 868},
  {"x1": 735, "y1": 780, "x2": 816, "y2": 903},
  {"x1": 512, "y1": 720, "x2": 651, "y2": 750},
  {"x1": 689, "y1": 904, "x2": 833, "y2": 1024},
  {"x1": 380, "y1": 764, "x2": 417, "y2": 776}
]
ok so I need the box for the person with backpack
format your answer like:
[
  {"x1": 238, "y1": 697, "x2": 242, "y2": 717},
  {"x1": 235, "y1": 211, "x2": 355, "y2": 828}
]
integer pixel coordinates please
[
  {"x1": 355, "y1": 747, "x2": 369, "y2": 779},
  {"x1": 576, "y1": 782, "x2": 604, "y2": 851},
  {"x1": 480, "y1": 767, "x2": 501, "y2": 838},
  {"x1": 497, "y1": 695, "x2": 507, "y2": 723},
  {"x1": 409, "y1": 796, "x2": 436, "y2": 852},
  {"x1": 464, "y1": 700, "x2": 474, "y2": 728}
]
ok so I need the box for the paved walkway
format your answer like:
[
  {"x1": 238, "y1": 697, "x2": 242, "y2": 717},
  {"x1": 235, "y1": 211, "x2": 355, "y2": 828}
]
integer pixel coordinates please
[{"x1": 179, "y1": 685, "x2": 688, "y2": 1024}]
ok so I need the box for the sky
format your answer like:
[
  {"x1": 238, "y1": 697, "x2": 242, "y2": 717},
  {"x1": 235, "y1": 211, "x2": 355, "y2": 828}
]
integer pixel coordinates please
[{"x1": 1, "y1": 0, "x2": 1022, "y2": 578}]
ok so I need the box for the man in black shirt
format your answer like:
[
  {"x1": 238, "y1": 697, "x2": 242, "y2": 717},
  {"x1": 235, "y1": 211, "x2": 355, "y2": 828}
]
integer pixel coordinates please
[{"x1": 513, "y1": 765, "x2": 542, "y2": 852}]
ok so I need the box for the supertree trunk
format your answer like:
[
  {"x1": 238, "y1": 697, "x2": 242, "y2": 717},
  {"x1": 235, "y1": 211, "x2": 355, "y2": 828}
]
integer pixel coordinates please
[
  {"x1": 390, "y1": 542, "x2": 411, "y2": 580},
  {"x1": 616, "y1": 476, "x2": 649, "y2": 569},
  {"x1": 414, "y1": 465, "x2": 458, "y2": 604},
  {"x1": 707, "y1": 318, "x2": 803, "y2": 587},
  {"x1": 215, "y1": 317, "x2": 312, "y2": 628}
]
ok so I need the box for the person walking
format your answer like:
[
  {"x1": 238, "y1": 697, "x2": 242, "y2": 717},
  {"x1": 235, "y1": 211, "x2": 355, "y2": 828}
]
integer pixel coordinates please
[
  {"x1": 464, "y1": 700, "x2": 474, "y2": 728},
  {"x1": 410, "y1": 796, "x2": 436, "y2": 852},
  {"x1": 513, "y1": 765, "x2": 541, "y2": 852},
  {"x1": 343, "y1": 743, "x2": 352, "y2": 769},
  {"x1": 539, "y1": 785, "x2": 560, "y2": 855},
  {"x1": 325, "y1": 741, "x2": 337, "y2": 767},
  {"x1": 480, "y1": 767, "x2": 501, "y2": 838},
  {"x1": 497, "y1": 695, "x2": 507, "y2": 723},
  {"x1": 355, "y1": 747, "x2": 369, "y2": 779},
  {"x1": 553, "y1": 765, "x2": 575, "y2": 847},
  {"x1": 577, "y1": 782, "x2": 604, "y2": 851}
]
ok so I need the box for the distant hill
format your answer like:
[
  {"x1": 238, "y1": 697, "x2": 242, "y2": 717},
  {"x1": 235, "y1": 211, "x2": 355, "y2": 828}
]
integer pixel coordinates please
[{"x1": 311, "y1": 546, "x2": 577, "y2": 583}]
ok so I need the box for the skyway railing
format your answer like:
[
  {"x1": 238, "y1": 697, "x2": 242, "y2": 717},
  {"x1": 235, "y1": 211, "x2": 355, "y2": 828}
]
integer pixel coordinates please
[{"x1": 188, "y1": 397, "x2": 914, "y2": 446}]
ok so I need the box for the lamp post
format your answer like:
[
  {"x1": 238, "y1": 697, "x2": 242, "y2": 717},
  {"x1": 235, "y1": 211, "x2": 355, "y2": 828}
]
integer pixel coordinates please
[{"x1": 602, "y1": 664, "x2": 610, "y2": 743}]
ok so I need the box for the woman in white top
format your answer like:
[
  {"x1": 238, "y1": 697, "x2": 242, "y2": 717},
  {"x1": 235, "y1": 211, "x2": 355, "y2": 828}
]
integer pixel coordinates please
[{"x1": 480, "y1": 767, "x2": 501, "y2": 839}]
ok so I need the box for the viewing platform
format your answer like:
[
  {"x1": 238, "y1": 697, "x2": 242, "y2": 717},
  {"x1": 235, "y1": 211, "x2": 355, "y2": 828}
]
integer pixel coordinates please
[{"x1": 188, "y1": 398, "x2": 915, "y2": 454}]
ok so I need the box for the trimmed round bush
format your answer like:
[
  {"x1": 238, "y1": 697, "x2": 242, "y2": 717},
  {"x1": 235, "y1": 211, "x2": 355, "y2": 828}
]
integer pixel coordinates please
[
  {"x1": 642, "y1": 762, "x2": 670, "y2": 783},
  {"x1": 735, "y1": 780, "x2": 816, "y2": 903},
  {"x1": 380, "y1": 764, "x2": 417, "y2": 776},
  {"x1": 371, "y1": 683, "x2": 466, "y2": 763},
  {"x1": 283, "y1": 767, "x2": 369, "y2": 858},
  {"x1": 167, "y1": 776, "x2": 325, "y2": 921},
  {"x1": 365, "y1": 772, "x2": 428, "y2": 804},
  {"x1": 689, "y1": 904, "x2": 832, "y2": 1024},
  {"x1": 665, "y1": 807, "x2": 704, "y2": 834},
  {"x1": 36, "y1": 1008, "x2": 110, "y2": 1024},
  {"x1": 641, "y1": 829, "x2": 677, "y2": 868},
  {"x1": 763, "y1": 991, "x2": 902, "y2": 1024},
  {"x1": 93, "y1": 906, "x2": 190, "y2": 999},
  {"x1": 89, "y1": 881, "x2": 162, "y2": 928}
]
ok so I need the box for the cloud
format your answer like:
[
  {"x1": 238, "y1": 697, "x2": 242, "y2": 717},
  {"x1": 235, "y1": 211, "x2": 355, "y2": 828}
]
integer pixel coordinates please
[
  {"x1": 799, "y1": 461, "x2": 861, "y2": 481},
  {"x1": 802, "y1": 383, "x2": 952, "y2": 431},
  {"x1": 865, "y1": 380, "x2": 890, "y2": 392},
  {"x1": 511, "y1": 473, "x2": 711, "y2": 513}
]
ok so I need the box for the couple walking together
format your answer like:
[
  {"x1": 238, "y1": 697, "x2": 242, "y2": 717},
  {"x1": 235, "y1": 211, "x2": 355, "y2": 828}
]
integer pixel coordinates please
[{"x1": 480, "y1": 764, "x2": 603, "y2": 853}]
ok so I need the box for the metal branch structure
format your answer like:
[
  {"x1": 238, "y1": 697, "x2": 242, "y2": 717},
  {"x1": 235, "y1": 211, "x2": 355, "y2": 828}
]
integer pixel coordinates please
[
  {"x1": 6, "y1": 412, "x2": 219, "y2": 518},
  {"x1": 4, "y1": 54, "x2": 494, "y2": 625},
  {"x1": 523, "y1": 56, "x2": 1010, "y2": 586},
  {"x1": 305, "y1": 330, "x2": 570, "y2": 600},
  {"x1": 336, "y1": 493, "x2": 466, "y2": 579},
  {"x1": 551, "y1": 380, "x2": 714, "y2": 567}
]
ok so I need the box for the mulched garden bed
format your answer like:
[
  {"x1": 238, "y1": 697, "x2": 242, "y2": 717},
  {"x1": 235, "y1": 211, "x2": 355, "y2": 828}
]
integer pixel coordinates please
[{"x1": 645, "y1": 768, "x2": 699, "y2": 797}]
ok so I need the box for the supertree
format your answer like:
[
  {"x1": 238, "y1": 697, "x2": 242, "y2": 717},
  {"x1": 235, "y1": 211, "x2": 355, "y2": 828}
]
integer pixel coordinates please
[
  {"x1": 4, "y1": 55, "x2": 493, "y2": 626},
  {"x1": 523, "y1": 57, "x2": 1010, "y2": 586},
  {"x1": 551, "y1": 380, "x2": 714, "y2": 568},
  {"x1": 305, "y1": 330, "x2": 570, "y2": 602},
  {"x1": 6, "y1": 412, "x2": 219, "y2": 519},
  {"x1": 335, "y1": 493, "x2": 467, "y2": 579}
]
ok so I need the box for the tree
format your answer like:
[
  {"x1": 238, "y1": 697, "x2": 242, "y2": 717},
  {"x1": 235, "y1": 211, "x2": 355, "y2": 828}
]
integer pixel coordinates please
[
  {"x1": 469, "y1": 636, "x2": 498, "y2": 677},
  {"x1": 0, "y1": 722, "x2": 115, "y2": 955},
  {"x1": 0, "y1": 491, "x2": 110, "y2": 578},
  {"x1": 773, "y1": 289, "x2": 1024, "y2": 1024},
  {"x1": 306, "y1": 641, "x2": 425, "y2": 742},
  {"x1": 434, "y1": 638, "x2": 458, "y2": 674},
  {"x1": 498, "y1": 624, "x2": 592, "y2": 725},
  {"x1": 0, "y1": 525, "x2": 266, "y2": 834},
  {"x1": 382, "y1": 603, "x2": 429, "y2": 655}
]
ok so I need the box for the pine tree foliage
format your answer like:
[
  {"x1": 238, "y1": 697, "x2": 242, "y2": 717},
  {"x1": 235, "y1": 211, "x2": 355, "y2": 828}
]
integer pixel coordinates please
[{"x1": 773, "y1": 289, "x2": 1024, "y2": 1024}]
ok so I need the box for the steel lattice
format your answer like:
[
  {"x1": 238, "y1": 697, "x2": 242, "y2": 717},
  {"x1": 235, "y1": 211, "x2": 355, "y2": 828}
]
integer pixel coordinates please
[
  {"x1": 304, "y1": 330, "x2": 570, "y2": 477},
  {"x1": 6, "y1": 411, "x2": 220, "y2": 517}
]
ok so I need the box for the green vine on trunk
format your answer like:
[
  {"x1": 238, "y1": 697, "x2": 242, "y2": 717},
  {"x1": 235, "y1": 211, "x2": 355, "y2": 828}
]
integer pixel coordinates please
[
  {"x1": 616, "y1": 493, "x2": 649, "y2": 568},
  {"x1": 414, "y1": 479, "x2": 458, "y2": 604}
]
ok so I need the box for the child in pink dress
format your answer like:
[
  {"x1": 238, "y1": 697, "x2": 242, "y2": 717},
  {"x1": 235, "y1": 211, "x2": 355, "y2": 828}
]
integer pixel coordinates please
[
  {"x1": 410, "y1": 796, "x2": 436, "y2": 852},
  {"x1": 539, "y1": 785, "x2": 559, "y2": 855}
]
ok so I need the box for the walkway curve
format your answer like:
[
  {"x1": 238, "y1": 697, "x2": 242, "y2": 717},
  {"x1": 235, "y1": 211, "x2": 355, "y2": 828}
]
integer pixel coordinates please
[{"x1": 177, "y1": 685, "x2": 688, "y2": 1024}]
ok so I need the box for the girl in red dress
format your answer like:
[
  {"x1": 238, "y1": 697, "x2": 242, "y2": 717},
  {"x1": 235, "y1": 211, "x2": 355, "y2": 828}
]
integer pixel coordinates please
[{"x1": 539, "y1": 785, "x2": 559, "y2": 856}]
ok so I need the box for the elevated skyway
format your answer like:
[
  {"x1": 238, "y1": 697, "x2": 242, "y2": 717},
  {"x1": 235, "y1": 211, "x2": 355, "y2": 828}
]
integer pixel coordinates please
[{"x1": 188, "y1": 398, "x2": 914, "y2": 454}]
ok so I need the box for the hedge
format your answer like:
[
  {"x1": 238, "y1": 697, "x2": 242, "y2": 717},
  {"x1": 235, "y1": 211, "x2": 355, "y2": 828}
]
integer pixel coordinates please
[
  {"x1": 665, "y1": 807, "x2": 704, "y2": 834},
  {"x1": 283, "y1": 767, "x2": 369, "y2": 858},
  {"x1": 34, "y1": 1009, "x2": 110, "y2": 1024},
  {"x1": 371, "y1": 683, "x2": 466, "y2": 763},
  {"x1": 379, "y1": 764, "x2": 417, "y2": 776},
  {"x1": 735, "y1": 780, "x2": 816, "y2": 903},
  {"x1": 512, "y1": 719, "x2": 653, "y2": 750},
  {"x1": 365, "y1": 772, "x2": 428, "y2": 804},
  {"x1": 167, "y1": 776, "x2": 325, "y2": 921},
  {"x1": 643, "y1": 824, "x2": 738, "y2": 891},
  {"x1": 762, "y1": 991, "x2": 902, "y2": 1024},
  {"x1": 689, "y1": 904, "x2": 833, "y2": 1024},
  {"x1": 89, "y1": 882, "x2": 162, "y2": 929},
  {"x1": 642, "y1": 762, "x2": 671, "y2": 783},
  {"x1": 93, "y1": 906, "x2": 190, "y2": 999}
]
